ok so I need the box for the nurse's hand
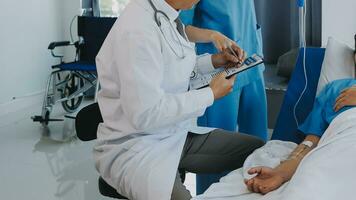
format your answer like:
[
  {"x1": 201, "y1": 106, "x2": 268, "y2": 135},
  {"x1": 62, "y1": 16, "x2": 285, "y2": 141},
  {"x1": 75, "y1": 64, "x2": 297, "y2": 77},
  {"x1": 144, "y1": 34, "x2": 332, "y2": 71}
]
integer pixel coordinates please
[
  {"x1": 244, "y1": 167, "x2": 287, "y2": 195},
  {"x1": 334, "y1": 86, "x2": 356, "y2": 112},
  {"x1": 210, "y1": 31, "x2": 235, "y2": 52},
  {"x1": 212, "y1": 48, "x2": 245, "y2": 68},
  {"x1": 210, "y1": 31, "x2": 245, "y2": 61},
  {"x1": 209, "y1": 72, "x2": 237, "y2": 100}
]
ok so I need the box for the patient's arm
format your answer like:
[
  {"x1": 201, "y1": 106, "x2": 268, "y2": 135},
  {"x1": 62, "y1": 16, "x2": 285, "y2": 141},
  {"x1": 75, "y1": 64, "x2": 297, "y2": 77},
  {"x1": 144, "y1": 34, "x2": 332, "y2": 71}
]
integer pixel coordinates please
[
  {"x1": 245, "y1": 135, "x2": 320, "y2": 195},
  {"x1": 334, "y1": 86, "x2": 356, "y2": 112}
]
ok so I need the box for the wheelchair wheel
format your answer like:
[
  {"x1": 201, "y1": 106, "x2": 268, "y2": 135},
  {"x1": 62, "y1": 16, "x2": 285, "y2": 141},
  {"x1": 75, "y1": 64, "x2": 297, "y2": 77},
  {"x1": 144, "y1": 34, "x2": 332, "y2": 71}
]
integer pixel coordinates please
[{"x1": 61, "y1": 73, "x2": 84, "y2": 113}]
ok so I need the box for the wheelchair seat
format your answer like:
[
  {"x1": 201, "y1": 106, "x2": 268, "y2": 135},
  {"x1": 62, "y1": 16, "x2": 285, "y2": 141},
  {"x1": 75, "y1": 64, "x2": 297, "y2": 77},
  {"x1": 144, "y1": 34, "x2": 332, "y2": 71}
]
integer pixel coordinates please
[
  {"x1": 52, "y1": 61, "x2": 96, "y2": 71},
  {"x1": 75, "y1": 103, "x2": 128, "y2": 199}
]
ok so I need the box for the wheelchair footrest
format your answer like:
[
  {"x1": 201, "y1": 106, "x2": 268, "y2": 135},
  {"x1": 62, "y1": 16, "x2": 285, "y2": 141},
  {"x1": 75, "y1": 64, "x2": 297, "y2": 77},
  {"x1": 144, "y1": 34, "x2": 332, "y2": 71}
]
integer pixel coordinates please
[{"x1": 31, "y1": 115, "x2": 64, "y2": 123}]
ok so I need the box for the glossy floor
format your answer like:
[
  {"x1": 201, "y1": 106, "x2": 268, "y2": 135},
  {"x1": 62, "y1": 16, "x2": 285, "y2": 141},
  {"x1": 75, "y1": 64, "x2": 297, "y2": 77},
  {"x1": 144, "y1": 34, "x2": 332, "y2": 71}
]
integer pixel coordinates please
[{"x1": 0, "y1": 101, "x2": 195, "y2": 200}]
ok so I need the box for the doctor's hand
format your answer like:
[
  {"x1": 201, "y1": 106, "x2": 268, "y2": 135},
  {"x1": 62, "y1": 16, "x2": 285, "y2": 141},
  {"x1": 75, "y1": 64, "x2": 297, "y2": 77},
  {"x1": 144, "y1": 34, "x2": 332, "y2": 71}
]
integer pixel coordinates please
[
  {"x1": 244, "y1": 167, "x2": 287, "y2": 195},
  {"x1": 334, "y1": 86, "x2": 356, "y2": 112},
  {"x1": 209, "y1": 72, "x2": 237, "y2": 100},
  {"x1": 212, "y1": 47, "x2": 245, "y2": 69}
]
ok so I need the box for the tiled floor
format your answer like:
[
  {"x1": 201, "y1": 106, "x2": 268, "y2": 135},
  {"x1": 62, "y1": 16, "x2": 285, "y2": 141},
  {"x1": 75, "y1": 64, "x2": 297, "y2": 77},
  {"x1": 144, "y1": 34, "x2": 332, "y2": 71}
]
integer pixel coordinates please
[{"x1": 0, "y1": 100, "x2": 196, "y2": 200}]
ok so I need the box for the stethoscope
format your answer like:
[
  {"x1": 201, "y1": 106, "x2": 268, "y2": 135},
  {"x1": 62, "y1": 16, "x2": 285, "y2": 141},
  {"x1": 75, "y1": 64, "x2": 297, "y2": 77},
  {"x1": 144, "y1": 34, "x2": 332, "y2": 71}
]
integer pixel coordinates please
[{"x1": 147, "y1": 0, "x2": 186, "y2": 59}]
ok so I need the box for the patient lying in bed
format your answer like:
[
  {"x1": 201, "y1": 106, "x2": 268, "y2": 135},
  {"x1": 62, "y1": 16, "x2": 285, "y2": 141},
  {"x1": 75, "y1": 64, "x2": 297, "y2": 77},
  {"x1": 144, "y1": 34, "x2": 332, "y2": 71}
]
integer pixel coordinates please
[
  {"x1": 193, "y1": 79, "x2": 356, "y2": 200},
  {"x1": 245, "y1": 78, "x2": 356, "y2": 194}
]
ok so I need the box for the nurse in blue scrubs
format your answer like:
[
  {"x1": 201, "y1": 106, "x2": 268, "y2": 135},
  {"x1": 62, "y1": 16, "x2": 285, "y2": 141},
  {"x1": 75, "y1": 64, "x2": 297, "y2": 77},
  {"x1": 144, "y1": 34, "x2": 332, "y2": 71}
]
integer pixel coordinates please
[{"x1": 180, "y1": 0, "x2": 268, "y2": 193}]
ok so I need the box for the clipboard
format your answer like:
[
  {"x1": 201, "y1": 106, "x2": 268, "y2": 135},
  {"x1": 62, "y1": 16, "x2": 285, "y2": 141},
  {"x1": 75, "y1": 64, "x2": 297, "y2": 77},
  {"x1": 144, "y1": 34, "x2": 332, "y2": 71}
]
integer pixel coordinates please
[{"x1": 189, "y1": 54, "x2": 264, "y2": 90}]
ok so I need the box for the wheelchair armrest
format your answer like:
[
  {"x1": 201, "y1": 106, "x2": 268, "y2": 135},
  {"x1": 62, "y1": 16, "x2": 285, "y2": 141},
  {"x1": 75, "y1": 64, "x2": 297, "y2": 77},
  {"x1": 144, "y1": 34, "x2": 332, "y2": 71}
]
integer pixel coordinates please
[{"x1": 48, "y1": 41, "x2": 71, "y2": 50}]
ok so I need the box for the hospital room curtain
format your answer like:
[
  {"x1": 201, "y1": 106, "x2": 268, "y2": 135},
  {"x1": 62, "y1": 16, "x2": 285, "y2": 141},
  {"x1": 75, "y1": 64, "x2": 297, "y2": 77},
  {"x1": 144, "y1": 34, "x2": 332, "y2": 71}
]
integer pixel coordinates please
[{"x1": 254, "y1": 0, "x2": 322, "y2": 64}]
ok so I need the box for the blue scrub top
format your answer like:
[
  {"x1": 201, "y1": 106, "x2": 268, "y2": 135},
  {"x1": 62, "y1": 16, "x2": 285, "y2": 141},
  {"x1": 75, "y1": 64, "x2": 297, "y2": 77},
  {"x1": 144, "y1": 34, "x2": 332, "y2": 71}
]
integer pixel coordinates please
[
  {"x1": 180, "y1": 0, "x2": 265, "y2": 88},
  {"x1": 299, "y1": 79, "x2": 356, "y2": 137}
]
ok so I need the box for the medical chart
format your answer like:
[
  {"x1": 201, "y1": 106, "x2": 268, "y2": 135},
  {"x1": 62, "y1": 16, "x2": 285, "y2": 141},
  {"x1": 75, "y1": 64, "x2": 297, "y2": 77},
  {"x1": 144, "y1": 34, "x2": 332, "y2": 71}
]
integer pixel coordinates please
[{"x1": 189, "y1": 54, "x2": 264, "y2": 90}]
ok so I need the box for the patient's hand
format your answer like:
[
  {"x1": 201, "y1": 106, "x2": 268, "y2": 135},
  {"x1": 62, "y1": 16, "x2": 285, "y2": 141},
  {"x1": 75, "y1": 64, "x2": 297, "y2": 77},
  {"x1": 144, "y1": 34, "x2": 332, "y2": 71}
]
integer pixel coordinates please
[
  {"x1": 245, "y1": 136, "x2": 320, "y2": 195},
  {"x1": 334, "y1": 86, "x2": 356, "y2": 112},
  {"x1": 244, "y1": 167, "x2": 288, "y2": 195}
]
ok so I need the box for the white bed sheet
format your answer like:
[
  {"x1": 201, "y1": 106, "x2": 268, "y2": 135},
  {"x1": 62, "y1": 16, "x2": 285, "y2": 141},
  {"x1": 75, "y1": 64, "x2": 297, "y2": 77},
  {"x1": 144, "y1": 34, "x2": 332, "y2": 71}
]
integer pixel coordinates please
[{"x1": 193, "y1": 108, "x2": 356, "y2": 200}]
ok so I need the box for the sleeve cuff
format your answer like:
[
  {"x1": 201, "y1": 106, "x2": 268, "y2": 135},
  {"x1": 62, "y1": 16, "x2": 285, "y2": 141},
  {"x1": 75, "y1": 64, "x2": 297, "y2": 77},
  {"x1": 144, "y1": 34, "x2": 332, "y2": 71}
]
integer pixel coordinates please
[
  {"x1": 197, "y1": 87, "x2": 214, "y2": 107},
  {"x1": 196, "y1": 54, "x2": 216, "y2": 74},
  {"x1": 185, "y1": 87, "x2": 214, "y2": 118}
]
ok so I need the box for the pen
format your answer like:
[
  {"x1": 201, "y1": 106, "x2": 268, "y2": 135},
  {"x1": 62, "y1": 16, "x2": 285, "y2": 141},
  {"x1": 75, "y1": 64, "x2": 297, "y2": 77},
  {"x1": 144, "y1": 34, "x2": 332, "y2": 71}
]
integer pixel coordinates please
[{"x1": 228, "y1": 45, "x2": 242, "y2": 65}]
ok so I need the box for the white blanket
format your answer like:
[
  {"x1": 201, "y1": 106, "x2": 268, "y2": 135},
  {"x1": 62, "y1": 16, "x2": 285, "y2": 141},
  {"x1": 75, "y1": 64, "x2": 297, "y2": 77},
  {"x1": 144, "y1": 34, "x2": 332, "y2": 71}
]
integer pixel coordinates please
[{"x1": 193, "y1": 108, "x2": 356, "y2": 200}]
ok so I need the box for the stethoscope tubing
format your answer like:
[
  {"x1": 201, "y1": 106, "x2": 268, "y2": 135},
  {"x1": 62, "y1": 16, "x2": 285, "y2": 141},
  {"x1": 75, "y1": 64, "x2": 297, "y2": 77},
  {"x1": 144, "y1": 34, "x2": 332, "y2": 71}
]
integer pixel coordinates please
[{"x1": 147, "y1": 0, "x2": 186, "y2": 59}]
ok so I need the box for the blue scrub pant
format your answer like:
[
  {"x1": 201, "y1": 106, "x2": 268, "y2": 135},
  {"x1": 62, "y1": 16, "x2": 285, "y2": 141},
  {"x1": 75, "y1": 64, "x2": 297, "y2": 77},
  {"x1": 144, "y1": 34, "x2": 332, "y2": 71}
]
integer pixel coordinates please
[{"x1": 196, "y1": 77, "x2": 268, "y2": 194}]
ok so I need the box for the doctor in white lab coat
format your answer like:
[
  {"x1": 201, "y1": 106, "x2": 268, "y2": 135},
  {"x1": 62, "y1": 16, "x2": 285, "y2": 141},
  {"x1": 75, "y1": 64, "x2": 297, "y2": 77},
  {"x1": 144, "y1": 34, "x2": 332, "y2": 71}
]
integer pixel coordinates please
[{"x1": 94, "y1": 0, "x2": 265, "y2": 199}]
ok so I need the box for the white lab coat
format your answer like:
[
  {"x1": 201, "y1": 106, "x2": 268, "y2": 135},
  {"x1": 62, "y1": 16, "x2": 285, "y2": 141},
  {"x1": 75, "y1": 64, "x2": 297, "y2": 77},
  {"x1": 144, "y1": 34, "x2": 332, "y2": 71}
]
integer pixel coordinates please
[{"x1": 93, "y1": 0, "x2": 217, "y2": 199}]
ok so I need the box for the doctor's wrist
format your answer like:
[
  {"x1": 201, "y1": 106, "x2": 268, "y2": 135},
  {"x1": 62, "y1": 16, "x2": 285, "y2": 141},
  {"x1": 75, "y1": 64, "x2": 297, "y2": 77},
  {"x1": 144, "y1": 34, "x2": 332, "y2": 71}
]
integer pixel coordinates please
[{"x1": 209, "y1": 72, "x2": 235, "y2": 100}]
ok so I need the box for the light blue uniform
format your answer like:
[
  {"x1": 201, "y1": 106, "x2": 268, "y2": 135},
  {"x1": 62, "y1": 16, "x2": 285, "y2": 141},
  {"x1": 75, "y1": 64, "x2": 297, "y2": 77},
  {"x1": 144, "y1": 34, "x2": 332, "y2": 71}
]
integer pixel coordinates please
[
  {"x1": 299, "y1": 79, "x2": 356, "y2": 137},
  {"x1": 180, "y1": 0, "x2": 268, "y2": 194}
]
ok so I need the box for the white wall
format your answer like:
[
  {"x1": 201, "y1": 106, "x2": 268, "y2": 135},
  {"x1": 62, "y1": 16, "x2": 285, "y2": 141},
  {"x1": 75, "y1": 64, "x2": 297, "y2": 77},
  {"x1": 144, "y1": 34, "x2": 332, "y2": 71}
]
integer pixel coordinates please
[
  {"x1": 62, "y1": 0, "x2": 81, "y2": 62},
  {"x1": 0, "y1": 0, "x2": 80, "y2": 115},
  {"x1": 322, "y1": 0, "x2": 356, "y2": 47}
]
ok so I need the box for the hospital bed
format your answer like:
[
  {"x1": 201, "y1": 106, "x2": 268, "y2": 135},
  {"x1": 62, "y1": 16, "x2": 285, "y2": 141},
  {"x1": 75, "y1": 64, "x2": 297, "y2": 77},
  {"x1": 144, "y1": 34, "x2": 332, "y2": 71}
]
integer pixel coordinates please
[
  {"x1": 32, "y1": 16, "x2": 116, "y2": 126},
  {"x1": 193, "y1": 48, "x2": 327, "y2": 198},
  {"x1": 193, "y1": 42, "x2": 356, "y2": 199},
  {"x1": 274, "y1": 36, "x2": 355, "y2": 142}
]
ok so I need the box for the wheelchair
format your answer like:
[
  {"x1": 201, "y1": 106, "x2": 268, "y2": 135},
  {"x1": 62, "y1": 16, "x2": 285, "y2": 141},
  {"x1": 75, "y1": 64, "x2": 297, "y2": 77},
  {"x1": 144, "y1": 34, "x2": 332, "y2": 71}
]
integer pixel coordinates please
[{"x1": 32, "y1": 16, "x2": 117, "y2": 126}]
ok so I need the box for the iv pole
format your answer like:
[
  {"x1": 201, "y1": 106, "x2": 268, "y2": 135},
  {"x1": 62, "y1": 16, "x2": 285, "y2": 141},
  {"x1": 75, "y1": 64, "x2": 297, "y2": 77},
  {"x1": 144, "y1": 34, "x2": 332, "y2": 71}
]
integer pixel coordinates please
[{"x1": 297, "y1": 0, "x2": 306, "y2": 48}]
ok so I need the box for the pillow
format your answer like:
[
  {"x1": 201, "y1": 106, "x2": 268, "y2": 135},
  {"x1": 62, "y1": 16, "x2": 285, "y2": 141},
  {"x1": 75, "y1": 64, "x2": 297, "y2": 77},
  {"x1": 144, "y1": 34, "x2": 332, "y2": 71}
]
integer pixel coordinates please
[
  {"x1": 316, "y1": 37, "x2": 355, "y2": 96},
  {"x1": 276, "y1": 48, "x2": 299, "y2": 79}
]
